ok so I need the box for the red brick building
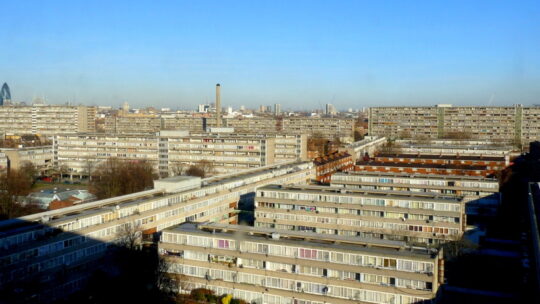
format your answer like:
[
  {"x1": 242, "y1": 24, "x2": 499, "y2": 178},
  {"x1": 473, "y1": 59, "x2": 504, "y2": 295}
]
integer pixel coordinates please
[
  {"x1": 314, "y1": 151, "x2": 354, "y2": 183},
  {"x1": 374, "y1": 153, "x2": 508, "y2": 171},
  {"x1": 355, "y1": 161, "x2": 492, "y2": 177}
]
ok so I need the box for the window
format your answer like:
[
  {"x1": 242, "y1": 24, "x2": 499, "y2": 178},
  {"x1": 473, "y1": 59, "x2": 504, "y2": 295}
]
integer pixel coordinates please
[
  {"x1": 383, "y1": 258, "x2": 397, "y2": 268},
  {"x1": 299, "y1": 248, "x2": 317, "y2": 259},
  {"x1": 218, "y1": 239, "x2": 229, "y2": 249},
  {"x1": 257, "y1": 243, "x2": 269, "y2": 254}
]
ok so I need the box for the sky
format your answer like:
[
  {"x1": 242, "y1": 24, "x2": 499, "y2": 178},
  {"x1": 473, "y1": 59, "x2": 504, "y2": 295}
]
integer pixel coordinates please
[{"x1": 0, "y1": 0, "x2": 539, "y2": 110}]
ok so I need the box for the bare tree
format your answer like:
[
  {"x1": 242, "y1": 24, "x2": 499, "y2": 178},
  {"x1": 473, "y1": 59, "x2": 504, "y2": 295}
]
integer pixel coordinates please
[
  {"x1": 170, "y1": 162, "x2": 187, "y2": 176},
  {"x1": 52, "y1": 163, "x2": 70, "y2": 182},
  {"x1": 443, "y1": 130, "x2": 473, "y2": 140},
  {"x1": 186, "y1": 166, "x2": 205, "y2": 178},
  {"x1": 198, "y1": 160, "x2": 215, "y2": 176},
  {"x1": 83, "y1": 157, "x2": 97, "y2": 181},
  {"x1": 91, "y1": 158, "x2": 157, "y2": 199},
  {"x1": 20, "y1": 161, "x2": 38, "y2": 185},
  {"x1": 414, "y1": 135, "x2": 432, "y2": 145},
  {"x1": 380, "y1": 140, "x2": 403, "y2": 154},
  {"x1": 354, "y1": 130, "x2": 365, "y2": 141},
  {"x1": 308, "y1": 132, "x2": 328, "y2": 157},
  {"x1": 398, "y1": 129, "x2": 412, "y2": 139},
  {"x1": 156, "y1": 258, "x2": 188, "y2": 294},
  {"x1": 0, "y1": 169, "x2": 43, "y2": 219},
  {"x1": 441, "y1": 238, "x2": 478, "y2": 260},
  {"x1": 116, "y1": 222, "x2": 143, "y2": 250},
  {"x1": 186, "y1": 160, "x2": 215, "y2": 178}
]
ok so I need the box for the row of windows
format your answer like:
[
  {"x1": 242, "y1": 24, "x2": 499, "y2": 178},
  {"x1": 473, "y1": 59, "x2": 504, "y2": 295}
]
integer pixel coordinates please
[
  {"x1": 179, "y1": 250, "x2": 432, "y2": 291},
  {"x1": 257, "y1": 218, "x2": 458, "y2": 238},
  {"x1": 187, "y1": 283, "x2": 324, "y2": 304},
  {"x1": 162, "y1": 233, "x2": 435, "y2": 274},
  {"x1": 258, "y1": 190, "x2": 461, "y2": 212},
  {"x1": 332, "y1": 175, "x2": 498, "y2": 189},
  {"x1": 168, "y1": 264, "x2": 429, "y2": 304},
  {"x1": 255, "y1": 211, "x2": 460, "y2": 235},
  {"x1": 0, "y1": 234, "x2": 88, "y2": 267},
  {"x1": 265, "y1": 223, "x2": 447, "y2": 245},
  {"x1": 337, "y1": 184, "x2": 495, "y2": 197},
  {"x1": 2, "y1": 242, "x2": 107, "y2": 284},
  {"x1": 256, "y1": 204, "x2": 460, "y2": 224}
]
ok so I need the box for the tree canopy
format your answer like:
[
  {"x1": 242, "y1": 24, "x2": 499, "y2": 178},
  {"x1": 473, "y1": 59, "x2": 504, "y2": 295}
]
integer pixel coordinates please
[{"x1": 90, "y1": 158, "x2": 157, "y2": 199}]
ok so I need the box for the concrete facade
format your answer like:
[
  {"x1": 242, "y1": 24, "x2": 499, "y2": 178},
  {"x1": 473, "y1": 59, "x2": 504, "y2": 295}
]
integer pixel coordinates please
[
  {"x1": 0, "y1": 105, "x2": 96, "y2": 137},
  {"x1": 104, "y1": 115, "x2": 355, "y2": 143},
  {"x1": 255, "y1": 184, "x2": 465, "y2": 245},
  {"x1": 368, "y1": 105, "x2": 540, "y2": 145},
  {"x1": 53, "y1": 131, "x2": 308, "y2": 178},
  {"x1": 160, "y1": 222, "x2": 443, "y2": 304},
  {"x1": 0, "y1": 146, "x2": 53, "y2": 174}
]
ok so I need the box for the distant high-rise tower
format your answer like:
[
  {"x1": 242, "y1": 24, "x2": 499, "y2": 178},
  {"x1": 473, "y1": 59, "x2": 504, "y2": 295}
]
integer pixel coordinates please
[
  {"x1": 198, "y1": 104, "x2": 210, "y2": 113},
  {"x1": 216, "y1": 84, "x2": 222, "y2": 127},
  {"x1": 325, "y1": 103, "x2": 337, "y2": 115},
  {"x1": 274, "y1": 103, "x2": 281, "y2": 115},
  {"x1": 122, "y1": 101, "x2": 130, "y2": 112},
  {"x1": 0, "y1": 83, "x2": 11, "y2": 106}
]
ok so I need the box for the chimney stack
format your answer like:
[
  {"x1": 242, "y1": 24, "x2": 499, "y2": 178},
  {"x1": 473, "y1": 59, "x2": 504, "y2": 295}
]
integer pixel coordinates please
[{"x1": 216, "y1": 83, "x2": 221, "y2": 127}]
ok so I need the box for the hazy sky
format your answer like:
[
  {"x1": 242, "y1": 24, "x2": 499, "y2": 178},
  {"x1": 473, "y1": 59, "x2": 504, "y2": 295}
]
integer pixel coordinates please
[{"x1": 1, "y1": 0, "x2": 539, "y2": 110}]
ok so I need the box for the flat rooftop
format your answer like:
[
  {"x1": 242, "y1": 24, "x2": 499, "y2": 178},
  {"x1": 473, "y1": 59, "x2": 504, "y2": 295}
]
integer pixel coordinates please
[
  {"x1": 347, "y1": 136, "x2": 385, "y2": 148},
  {"x1": 165, "y1": 222, "x2": 438, "y2": 259},
  {"x1": 202, "y1": 160, "x2": 311, "y2": 187},
  {"x1": 0, "y1": 161, "x2": 312, "y2": 235},
  {"x1": 375, "y1": 153, "x2": 505, "y2": 162},
  {"x1": 258, "y1": 184, "x2": 464, "y2": 203},
  {"x1": 396, "y1": 144, "x2": 514, "y2": 151},
  {"x1": 156, "y1": 175, "x2": 200, "y2": 183},
  {"x1": 356, "y1": 161, "x2": 489, "y2": 170},
  {"x1": 333, "y1": 171, "x2": 499, "y2": 182}
]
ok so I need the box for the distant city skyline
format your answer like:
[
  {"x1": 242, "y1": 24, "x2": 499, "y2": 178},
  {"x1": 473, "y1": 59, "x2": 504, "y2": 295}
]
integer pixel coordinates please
[{"x1": 1, "y1": 0, "x2": 539, "y2": 109}]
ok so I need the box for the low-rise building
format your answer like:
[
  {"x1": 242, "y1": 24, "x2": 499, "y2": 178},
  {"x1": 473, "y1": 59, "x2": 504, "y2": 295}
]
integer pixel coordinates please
[
  {"x1": 0, "y1": 146, "x2": 53, "y2": 175},
  {"x1": 314, "y1": 151, "x2": 354, "y2": 184},
  {"x1": 373, "y1": 153, "x2": 508, "y2": 172},
  {"x1": 25, "y1": 188, "x2": 96, "y2": 209},
  {"x1": 354, "y1": 161, "x2": 492, "y2": 177},
  {"x1": 393, "y1": 139, "x2": 515, "y2": 157},
  {"x1": 159, "y1": 222, "x2": 443, "y2": 304},
  {"x1": 255, "y1": 184, "x2": 465, "y2": 245}
]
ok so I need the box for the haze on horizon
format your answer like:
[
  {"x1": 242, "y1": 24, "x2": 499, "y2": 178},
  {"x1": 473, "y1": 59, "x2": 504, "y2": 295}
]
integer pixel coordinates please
[{"x1": 0, "y1": 0, "x2": 539, "y2": 110}]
